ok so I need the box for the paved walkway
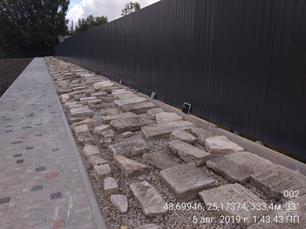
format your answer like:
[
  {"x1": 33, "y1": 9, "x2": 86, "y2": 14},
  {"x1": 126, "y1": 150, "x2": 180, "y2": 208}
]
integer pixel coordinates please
[{"x1": 0, "y1": 58, "x2": 106, "y2": 229}]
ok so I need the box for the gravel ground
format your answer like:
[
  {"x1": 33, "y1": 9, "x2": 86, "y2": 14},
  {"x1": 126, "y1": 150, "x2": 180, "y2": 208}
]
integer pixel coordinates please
[{"x1": 46, "y1": 57, "x2": 273, "y2": 229}]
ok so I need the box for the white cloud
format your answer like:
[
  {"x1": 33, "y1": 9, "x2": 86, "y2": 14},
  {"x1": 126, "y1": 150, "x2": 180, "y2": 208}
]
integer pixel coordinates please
[{"x1": 67, "y1": 0, "x2": 160, "y2": 25}]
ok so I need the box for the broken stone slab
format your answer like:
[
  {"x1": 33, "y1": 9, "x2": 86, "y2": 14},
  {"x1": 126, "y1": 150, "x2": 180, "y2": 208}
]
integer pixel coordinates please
[
  {"x1": 94, "y1": 164, "x2": 111, "y2": 185},
  {"x1": 204, "y1": 136, "x2": 244, "y2": 155},
  {"x1": 110, "y1": 194, "x2": 128, "y2": 213},
  {"x1": 155, "y1": 112, "x2": 183, "y2": 124},
  {"x1": 115, "y1": 97, "x2": 147, "y2": 108},
  {"x1": 141, "y1": 121, "x2": 195, "y2": 140},
  {"x1": 189, "y1": 127, "x2": 213, "y2": 145},
  {"x1": 93, "y1": 81, "x2": 114, "y2": 90},
  {"x1": 70, "y1": 106, "x2": 93, "y2": 117},
  {"x1": 82, "y1": 144, "x2": 100, "y2": 159},
  {"x1": 143, "y1": 152, "x2": 180, "y2": 170},
  {"x1": 170, "y1": 129, "x2": 197, "y2": 143},
  {"x1": 103, "y1": 177, "x2": 119, "y2": 195},
  {"x1": 168, "y1": 140, "x2": 211, "y2": 166},
  {"x1": 199, "y1": 183, "x2": 266, "y2": 226},
  {"x1": 147, "y1": 108, "x2": 164, "y2": 117},
  {"x1": 113, "y1": 155, "x2": 149, "y2": 177},
  {"x1": 121, "y1": 101, "x2": 156, "y2": 114},
  {"x1": 110, "y1": 116, "x2": 152, "y2": 133},
  {"x1": 129, "y1": 181, "x2": 167, "y2": 216},
  {"x1": 88, "y1": 155, "x2": 107, "y2": 168},
  {"x1": 93, "y1": 125, "x2": 110, "y2": 135},
  {"x1": 250, "y1": 166, "x2": 306, "y2": 200},
  {"x1": 108, "y1": 139, "x2": 148, "y2": 157},
  {"x1": 206, "y1": 151, "x2": 275, "y2": 183},
  {"x1": 101, "y1": 112, "x2": 136, "y2": 124},
  {"x1": 135, "y1": 225, "x2": 162, "y2": 229},
  {"x1": 160, "y1": 162, "x2": 215, "y2": 200},
  {"x1": 73, "y1": 124, "x2": 89, "y2": 137}
]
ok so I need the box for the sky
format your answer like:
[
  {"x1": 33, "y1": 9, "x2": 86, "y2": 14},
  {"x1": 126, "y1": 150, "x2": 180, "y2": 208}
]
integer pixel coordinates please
[{"x1": 67, "y1": 0, "x2": 160, "y2": 24}]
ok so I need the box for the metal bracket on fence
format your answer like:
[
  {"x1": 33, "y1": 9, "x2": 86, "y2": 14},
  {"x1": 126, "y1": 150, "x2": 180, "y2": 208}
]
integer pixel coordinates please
[
  {"x1": 150, "y1": 91, "x2": 157, "y2": 99},
  {"x1": 182, "y1": 102, "x2": 192, "y2": 114}
]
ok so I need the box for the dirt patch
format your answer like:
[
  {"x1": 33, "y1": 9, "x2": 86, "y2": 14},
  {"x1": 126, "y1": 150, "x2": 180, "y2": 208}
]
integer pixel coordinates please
[{"x1": 0, "y1": 58, "x2": 32, "y2": 96}]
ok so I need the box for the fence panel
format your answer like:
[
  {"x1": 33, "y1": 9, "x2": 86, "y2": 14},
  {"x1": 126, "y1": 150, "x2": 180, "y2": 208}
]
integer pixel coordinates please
[{"x1": 55, "y1": 0, "x2": 306, "y2": 160}]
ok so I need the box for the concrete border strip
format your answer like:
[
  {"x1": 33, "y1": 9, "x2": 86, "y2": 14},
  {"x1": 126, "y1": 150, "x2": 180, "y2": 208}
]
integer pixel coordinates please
[{"x1": 44, "y1": 58, "x2": 107, "y2": 229}]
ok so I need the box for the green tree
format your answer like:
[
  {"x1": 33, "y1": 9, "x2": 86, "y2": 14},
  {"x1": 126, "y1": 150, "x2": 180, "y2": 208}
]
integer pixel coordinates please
[
  {"x1": 121, "y1": 1, "x2": 140, "y2": 16},
  {"x1": 0, "y1": 0, "x2": 69, "y2": 58},
  {"x1": 73, "y1": 15, "x2": 108, "y2": 35}
]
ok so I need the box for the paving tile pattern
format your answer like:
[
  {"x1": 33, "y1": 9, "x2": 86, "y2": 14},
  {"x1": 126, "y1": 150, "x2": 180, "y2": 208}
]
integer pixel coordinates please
[{"x1": 0, "y1": 58, "x2": 105, "y2": 229}]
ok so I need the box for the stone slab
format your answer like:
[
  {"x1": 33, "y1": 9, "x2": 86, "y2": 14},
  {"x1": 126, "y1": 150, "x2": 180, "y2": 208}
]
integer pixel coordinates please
[
  {"x1": 121, "y1": 131, "x2": 134, "y2": 138},
  {"x1": 170, "y1": 129, "x2": 197, "y2": 143},
  {"x1": 189, "y1": 127, "x2": 213, "y2": 145},
  {"x1": 111, "y1": 89, "x2": 132, "y2": 95},
  {"x1": 101, "y1": 112, "x2": 136, "y2": 124},
  {"x1": 250, "y1": 166, "x2": 306, "y2": 200},
  {"x1": 103, "y1": 177, "x2": 119, "y2": 195},
  {"x1": 74, "y1": 124, "x2": 89, "y2": 137},
  {"x1": 88, "y1": 155, "x2": 107, "y2": 168},
  {"x1": 108, "y1": 139, "x2": 148, "y2": 157},
  {"x1": 70, "y1": 106, "x2": 93, "y2": 117},
  {"x1": 80, "y1": 96, "x2": 98, "y2": 103},
  {"x1": 113, "y1": 155, "x2": 149, "y2": 177},
  {"x1": 93, "y1": 81, "x2": 114, "y2": 90},
  {"x1": 141, "y1": 121, "x2": 195, "y2": 140},
  {"x1": 93, "y1": 125, "x2": 111, "y2": 135},
  {"x1": 94, "y1": 164, "x2": 111, "y2": 184},
  {"x1": 129, "y1": 181, "x2": 167, "y2": 216},
  {"x1": 115, "y1": 97, "x2": 147, "y2": 108},
  {"x1": 83, "y1": 144, "x2": 100, "y2": 159},
  {"x1": 121, "y1": 101, "x2": 156, "y2": 114},
  {"x1": 199, "y1": 183, "x2": 266, "y2": 226},
  {"x1": 207, "y1": 151, "x2": 275, "y2": 183},
  {"x1": 143, "y1": 152, "x2": 180, "y2": 170},
  {"x1": 204, "y1": 135, "x2": 244, "y2": 155},
  {"x1": 169, "y1": 140, "x2": 211, "y2": 166},
  {"x1": 155, "y1": 112, "x2": 182, "y2": 123},
  {"x1": 160, "y1": 162, "x2": 215, "y2": 200},
  {"x1": 115, "y1": 93, "x2": 138, "y2": 100},
  {"x1": 110, "y1": 194, "x2": 128, "y2": 213},
  {"x1": 147, "y1": 108, "x2": 164, "y2": 117},
  {"x1": 110, "y1": 116, "x2": 152, "y2": 133}
]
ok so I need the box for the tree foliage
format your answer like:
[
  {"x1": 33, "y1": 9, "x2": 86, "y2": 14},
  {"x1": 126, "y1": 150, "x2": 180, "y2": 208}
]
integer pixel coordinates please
[
  {"x1": 0, "y1": 0, "x2": 69, "y2": 58},
  {"x1": 71, "y1": 15, "x2": 108, "y2": 35},
  {"x1": 121, "y1": 1, "x2": 140, "y2": 16}
]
